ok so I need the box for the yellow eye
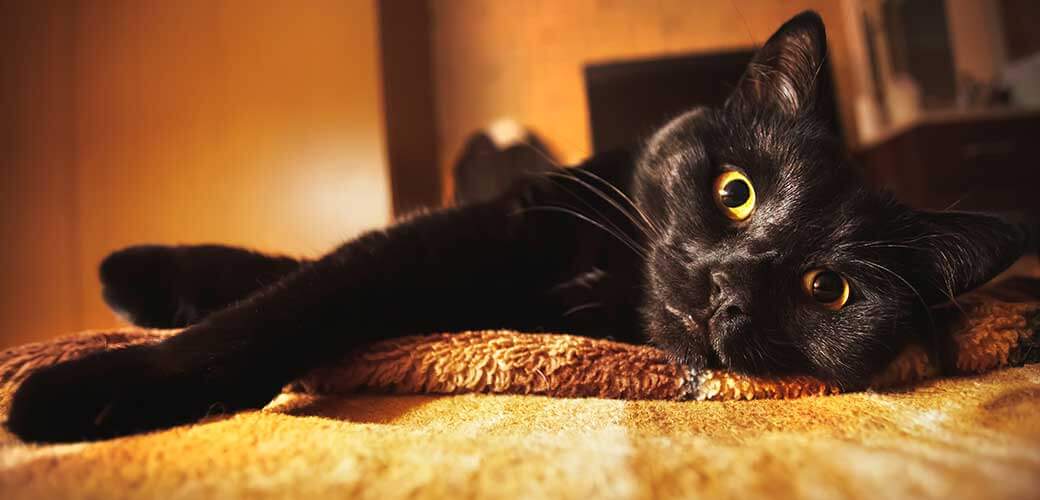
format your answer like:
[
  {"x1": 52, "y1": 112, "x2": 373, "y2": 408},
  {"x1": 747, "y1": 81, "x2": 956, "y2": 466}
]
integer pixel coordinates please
[
  {"x1": 713, "y1": 169, "x2": 756, "y2": 221},
  {"x1": 801, "y1": 269, "x2": 851, "y2": 311}
]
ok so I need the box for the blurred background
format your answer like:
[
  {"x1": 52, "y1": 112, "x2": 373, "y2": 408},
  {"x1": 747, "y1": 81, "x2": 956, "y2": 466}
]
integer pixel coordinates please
[{"x1": 2, "y1": 0, "x2": 1038, "y2": 348}]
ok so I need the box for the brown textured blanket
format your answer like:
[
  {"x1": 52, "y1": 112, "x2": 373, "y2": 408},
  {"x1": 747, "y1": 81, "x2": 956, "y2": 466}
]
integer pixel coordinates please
[
  {"x1": 1, "y1": 294, "x2": 1039, "y2": 498},
  {"x1": 1, "y1": 297, "x2": 1036, "y2": 403}
]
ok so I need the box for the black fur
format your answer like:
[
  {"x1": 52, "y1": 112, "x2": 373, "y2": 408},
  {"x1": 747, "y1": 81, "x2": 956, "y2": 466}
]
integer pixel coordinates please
[{"x1": 7, "y1": 12, "x2": 1026, "y2": 442}]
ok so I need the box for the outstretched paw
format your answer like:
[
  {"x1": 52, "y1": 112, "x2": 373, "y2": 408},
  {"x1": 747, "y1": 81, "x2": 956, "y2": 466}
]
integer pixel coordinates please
[
  {"x1": 6, "y1": 344, "x2": 275, "y2": 443},
  {"x1": 100, "y1": 245, "x2": 187, "y2": 327}
]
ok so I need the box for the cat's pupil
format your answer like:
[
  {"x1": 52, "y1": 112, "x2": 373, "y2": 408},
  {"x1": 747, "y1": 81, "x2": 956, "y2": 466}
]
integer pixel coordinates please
[
  {"x1": 719, "y1": 179, "x2": 750, "y2": 208},
  {"x1": 812, "y1": 271, "x2": 844, "y2": 303}
]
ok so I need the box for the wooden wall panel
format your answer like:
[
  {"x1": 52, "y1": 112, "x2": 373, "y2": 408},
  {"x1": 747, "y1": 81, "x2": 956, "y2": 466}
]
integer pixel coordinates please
[
  {"x1": 72, "y1": 0, "x2": 392, "y2": 329},
  {"x1": 0, "y1": 0, "x2": 390, "y2": 347},
  {"x1": 428, "y1": 0, "x2": 858, "y2": 200},
  {"x1": 0, "y1": 1, "x2": 82, "y2": 348},
  {"x1": 377, "y1": 0, "x2": 443, "y2": 215}
]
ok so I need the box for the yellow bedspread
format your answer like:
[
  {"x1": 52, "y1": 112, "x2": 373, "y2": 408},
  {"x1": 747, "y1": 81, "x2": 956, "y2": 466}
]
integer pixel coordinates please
[{"x1": 0, "y1": 292, "x2": 1038, "y2": 499}]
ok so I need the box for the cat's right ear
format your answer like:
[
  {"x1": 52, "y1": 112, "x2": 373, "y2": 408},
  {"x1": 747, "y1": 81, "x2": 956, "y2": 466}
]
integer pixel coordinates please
[
  {"x1": 899, "y1": 210, "x2": 1030, "y2": 306},
  {"x1": 725, "y1": 11, "x2": 829, "y2": 120}
]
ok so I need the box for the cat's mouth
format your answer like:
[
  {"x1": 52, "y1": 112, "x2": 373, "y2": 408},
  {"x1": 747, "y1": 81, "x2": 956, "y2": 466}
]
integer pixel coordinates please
[
  {"x1": 663, "y1": 301, "x2": 814, "y2": 377},
  {"x1": 663, "y1": 303, "x2": 723, "y2": 368}
]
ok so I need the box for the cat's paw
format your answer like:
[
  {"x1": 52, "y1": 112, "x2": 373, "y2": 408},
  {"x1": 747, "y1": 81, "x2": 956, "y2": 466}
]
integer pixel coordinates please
[
  {"x1": 100, "y1": 245, "x2": 186, "y2": 327},
  {"x1": 5, "y1": 345, "x2": 263, "y2": 443}
]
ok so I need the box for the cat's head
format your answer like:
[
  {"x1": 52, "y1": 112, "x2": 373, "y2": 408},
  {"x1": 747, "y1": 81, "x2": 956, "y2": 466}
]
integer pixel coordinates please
[{"x1": 635, "y1": 11, "x2": 1027, "y2": 389}]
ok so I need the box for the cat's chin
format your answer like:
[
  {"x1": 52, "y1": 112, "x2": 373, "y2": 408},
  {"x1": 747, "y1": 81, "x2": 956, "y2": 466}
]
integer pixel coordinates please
[{"x1": 643, "y1": 303, "x2": 714, "y2": 370}]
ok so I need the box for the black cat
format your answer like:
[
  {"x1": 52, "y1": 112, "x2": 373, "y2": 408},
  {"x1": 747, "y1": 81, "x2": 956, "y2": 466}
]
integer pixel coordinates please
[{"x1": 7, "y1": 12, "x2": 1027, "y2": 443}]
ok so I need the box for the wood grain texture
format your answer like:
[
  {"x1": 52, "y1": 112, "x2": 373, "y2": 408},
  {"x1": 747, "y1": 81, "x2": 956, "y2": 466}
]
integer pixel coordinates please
[
  {"x1": 0, "y1": 1, "x2": 391, "y2": 347},
  {"x1": 0, "y1": 1, "x2": 82, "y2": 349}
]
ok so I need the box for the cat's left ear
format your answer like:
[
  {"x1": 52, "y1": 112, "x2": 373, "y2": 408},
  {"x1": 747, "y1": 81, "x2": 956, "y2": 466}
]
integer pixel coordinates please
[
  {"x1": 726, "y1": 11, "x2": 828, "y2": 120},
  {"x1": 902, "y1": 211, "x2": 1030, "y2": 305}
]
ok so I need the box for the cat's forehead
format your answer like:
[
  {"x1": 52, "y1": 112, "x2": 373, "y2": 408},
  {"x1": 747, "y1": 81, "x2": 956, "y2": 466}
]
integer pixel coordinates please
[
  {"x1": 638, "y1": 106, "x2": 908, "y2": 259},
  {"x1": 642, "y1": 108, "x2": 710, "y2": 163},
  {"x1": 644, "y1": 107, "x2": 838, "y2": 173},
  {"x1": 643, "y1": 107, "x2": 854, "y2": 211}
]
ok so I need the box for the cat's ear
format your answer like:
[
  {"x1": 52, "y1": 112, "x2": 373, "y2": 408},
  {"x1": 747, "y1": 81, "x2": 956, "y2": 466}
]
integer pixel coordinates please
[
  {"x1": 726, "y1": 11, "x2": 828, "y2": 119},
  {"x1": 901, "y1": 211, "x2": 1030, "y2": 305}
]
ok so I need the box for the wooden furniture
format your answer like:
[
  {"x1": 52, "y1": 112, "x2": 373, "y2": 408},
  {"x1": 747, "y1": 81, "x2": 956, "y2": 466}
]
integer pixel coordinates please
[{"x1": 857, "y1": 109, "x2": 1040, "y2": 216}]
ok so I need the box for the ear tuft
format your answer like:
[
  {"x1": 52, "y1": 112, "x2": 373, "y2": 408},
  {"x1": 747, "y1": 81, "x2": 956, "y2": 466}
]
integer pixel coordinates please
[{"x1": 727, "y1": 11, "x2": 828, "y2": 118}]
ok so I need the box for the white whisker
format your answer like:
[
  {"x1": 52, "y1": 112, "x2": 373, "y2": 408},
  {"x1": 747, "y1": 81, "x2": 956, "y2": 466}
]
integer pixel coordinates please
[
  {"x1": 572, "y1": 168, "x2": 662, "y2": 237},
  {"x1": 544, "y1": 171, "x2": 656, "y2": 242},
  {"x1": 513, "y1": 205, "x2": 649, "y2": 258}
]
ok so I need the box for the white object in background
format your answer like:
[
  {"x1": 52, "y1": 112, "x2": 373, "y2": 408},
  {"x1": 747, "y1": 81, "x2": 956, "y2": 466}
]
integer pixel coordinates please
[
  {"x1": 854, "y1": 93, "x2": 883, "y2": 145},
  {"x1": 486, "y1": 118, "x2": 527, "y2": 148},
  {"x1": 885, "y1": 75, "x2": 922, "y2": 129},
  {"x1": 1003, "y1": 53, "x2": 1040, "y2": 108}
]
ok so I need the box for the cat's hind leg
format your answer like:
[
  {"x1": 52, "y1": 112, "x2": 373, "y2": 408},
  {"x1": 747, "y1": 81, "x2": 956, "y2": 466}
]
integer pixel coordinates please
[{"x1": 100, "y1": 245, "x2": 301, "y2": 328}]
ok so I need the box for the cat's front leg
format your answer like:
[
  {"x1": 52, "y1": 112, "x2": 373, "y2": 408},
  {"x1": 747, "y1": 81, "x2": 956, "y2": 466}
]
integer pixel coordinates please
[
  {"x1": 6, "y1": 149, "x2": 640, "y2": 443},
  {"x1": 6, "y1": 193, "x2": 582, "y2": 442}
]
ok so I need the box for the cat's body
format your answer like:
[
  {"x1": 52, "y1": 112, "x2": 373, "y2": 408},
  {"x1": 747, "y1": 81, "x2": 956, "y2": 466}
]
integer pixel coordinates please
[
  {"x1": 7, "y1": 12, "x2": 1027, "y2": 443},
  {"x1": 106, "y1": 147, "x2": 647, "y2": 343}
]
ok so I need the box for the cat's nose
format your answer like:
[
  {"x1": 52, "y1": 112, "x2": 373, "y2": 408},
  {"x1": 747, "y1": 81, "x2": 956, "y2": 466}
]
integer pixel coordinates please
[
  {"x1": 709, "y1": 270, "x2": 737, "y2": 299},
  {"x1": 709, "y1": 269, "x2": 750, "y2": 317}
]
